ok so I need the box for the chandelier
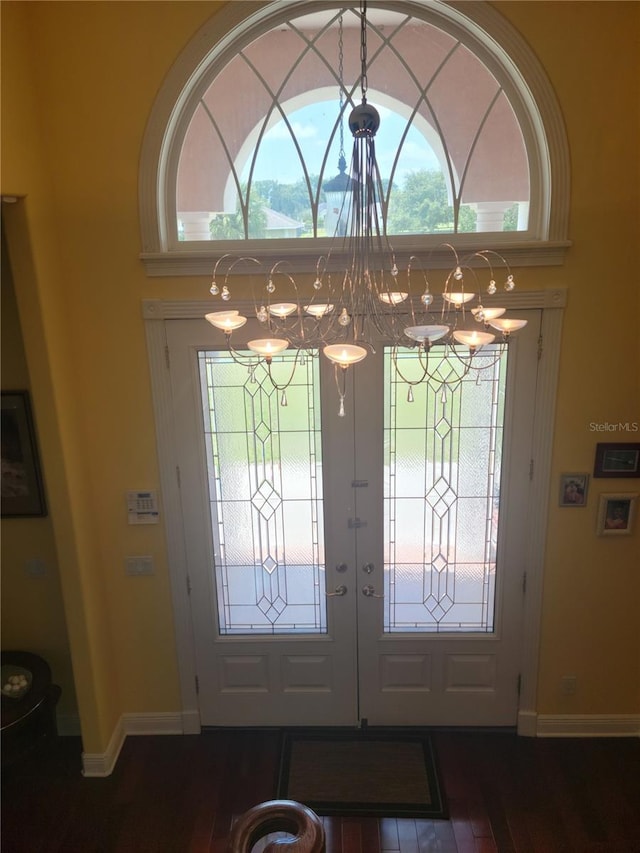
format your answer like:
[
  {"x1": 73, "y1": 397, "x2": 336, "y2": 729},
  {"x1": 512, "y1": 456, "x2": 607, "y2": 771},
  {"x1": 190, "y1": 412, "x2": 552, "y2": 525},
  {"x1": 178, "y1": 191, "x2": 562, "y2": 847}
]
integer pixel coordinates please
[{"x1": 204, "y1": 2, "x2": 527, "y2": 415}]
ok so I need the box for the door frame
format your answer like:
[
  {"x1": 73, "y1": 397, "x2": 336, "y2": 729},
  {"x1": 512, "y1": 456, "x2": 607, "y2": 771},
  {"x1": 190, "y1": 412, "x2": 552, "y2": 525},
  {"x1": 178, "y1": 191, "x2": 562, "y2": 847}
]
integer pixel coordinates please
[{"x1": 143, "y1": 288, "x2": 566, "y2": 736}]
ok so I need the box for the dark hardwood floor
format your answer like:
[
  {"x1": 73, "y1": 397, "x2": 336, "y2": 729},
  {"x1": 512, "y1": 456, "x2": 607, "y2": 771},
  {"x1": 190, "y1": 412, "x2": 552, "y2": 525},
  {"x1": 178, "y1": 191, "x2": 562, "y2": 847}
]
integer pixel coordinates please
[{"x1": 2, "y1": 728, "x2": 639, "y2": 852}]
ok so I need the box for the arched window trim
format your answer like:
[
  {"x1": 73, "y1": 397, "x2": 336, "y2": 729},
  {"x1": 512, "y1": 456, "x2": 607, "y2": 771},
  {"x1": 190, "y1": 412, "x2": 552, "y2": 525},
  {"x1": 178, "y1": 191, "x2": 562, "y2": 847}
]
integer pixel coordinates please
[{"x1": 139, "y1": 0, "x2": 571, "y2": 277}]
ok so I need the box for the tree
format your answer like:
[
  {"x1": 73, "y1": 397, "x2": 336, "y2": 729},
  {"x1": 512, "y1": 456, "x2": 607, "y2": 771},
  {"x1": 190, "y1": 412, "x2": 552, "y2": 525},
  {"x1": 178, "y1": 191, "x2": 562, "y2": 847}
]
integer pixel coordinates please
[
  {"x1": 209, "y1": 187, "x2": 268, "y2": 239},
  {"x1": 253, "y1": 177, "x2": 319, "y2": 227},
  {"x1": 386, "y1": 170, "x2": 477, "y2": 234}
]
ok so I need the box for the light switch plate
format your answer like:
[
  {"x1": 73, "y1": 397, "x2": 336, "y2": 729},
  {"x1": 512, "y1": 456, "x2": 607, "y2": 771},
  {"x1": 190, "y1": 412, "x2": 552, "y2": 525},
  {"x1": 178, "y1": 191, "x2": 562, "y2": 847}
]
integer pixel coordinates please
[{"x1": 125, "y1": 556, "x2": 155, "y2": 576}]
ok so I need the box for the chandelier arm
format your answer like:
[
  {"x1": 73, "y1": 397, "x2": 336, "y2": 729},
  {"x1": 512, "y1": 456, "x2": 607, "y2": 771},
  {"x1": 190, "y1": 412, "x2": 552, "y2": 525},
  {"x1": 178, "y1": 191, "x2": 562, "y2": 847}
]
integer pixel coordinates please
[
  {"x1": 223, "y1": 335, "x2": 267, "y2": 367},
  {"x1": 203, "y1": 7, "x2": 522, "y2": 414},
  {"x1": 390, "y1": 345, "x2": 468, "y2": 391},
  {"x1": 264, "y1": 349, "x2": 310, "y2": 392},
  {"x1": 390, "y1": 345, "x2": 437, "y2": 387},
  {"x1": 224, "y1": 255, "x2": 263, "y2": 289},
  {"x1": 446, "y1": 341, "x2": 508, "y2": 373}
]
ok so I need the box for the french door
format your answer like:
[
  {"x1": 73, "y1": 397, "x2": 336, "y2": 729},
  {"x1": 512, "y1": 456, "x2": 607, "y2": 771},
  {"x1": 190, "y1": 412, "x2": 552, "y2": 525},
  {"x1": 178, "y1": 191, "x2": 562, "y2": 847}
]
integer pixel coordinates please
[{"x1": 166, "y1": 312, "x2": 540, "y2": 727}]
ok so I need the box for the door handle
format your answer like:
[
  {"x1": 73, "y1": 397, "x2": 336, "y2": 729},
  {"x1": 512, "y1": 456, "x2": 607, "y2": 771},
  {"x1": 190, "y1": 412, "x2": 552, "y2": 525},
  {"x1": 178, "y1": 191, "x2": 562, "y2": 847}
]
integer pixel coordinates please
[
  {"x1": 362, "y1": 585, "x2": 384, "y2": 598},
  {"x1": 326, "y1": 584, "x2": 347, "y2": 597}
]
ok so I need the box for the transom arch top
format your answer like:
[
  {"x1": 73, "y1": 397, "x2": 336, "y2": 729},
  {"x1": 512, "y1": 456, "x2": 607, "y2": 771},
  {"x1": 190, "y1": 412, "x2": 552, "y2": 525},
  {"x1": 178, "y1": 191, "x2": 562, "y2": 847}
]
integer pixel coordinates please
[{"x1": 139, "y1": 0, "x2": 570, "y2": 276}]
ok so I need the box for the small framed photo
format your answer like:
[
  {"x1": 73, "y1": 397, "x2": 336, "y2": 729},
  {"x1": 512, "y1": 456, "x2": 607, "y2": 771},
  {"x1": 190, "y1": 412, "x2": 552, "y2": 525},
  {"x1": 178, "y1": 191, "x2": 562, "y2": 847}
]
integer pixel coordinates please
[
  {"x1": 593, "y1": 442, "x2": 640, "y2": 478},
  {"x1": 596, "y1": 493, "x2": 638, "y2": 536},
  {"x1": 1, "y1": 391, "x2": 47, "y2": 518},
  {"x1": 559, "y1": 473, "x2": 589, "y2": 506}
]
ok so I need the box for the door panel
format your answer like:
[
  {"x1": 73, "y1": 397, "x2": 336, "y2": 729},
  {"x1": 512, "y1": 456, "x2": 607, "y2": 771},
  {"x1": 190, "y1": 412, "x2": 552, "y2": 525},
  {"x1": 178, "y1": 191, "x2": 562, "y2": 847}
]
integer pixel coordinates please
[
  {"x1": 167, "y1": 318, "x2": 357, "y2": 726},
  {"x1": 166, "y1": 311, "x2": 540, "y2": 727},
  {"x1": 354, "y1": 317, "x2": 540, "y2": 725}
]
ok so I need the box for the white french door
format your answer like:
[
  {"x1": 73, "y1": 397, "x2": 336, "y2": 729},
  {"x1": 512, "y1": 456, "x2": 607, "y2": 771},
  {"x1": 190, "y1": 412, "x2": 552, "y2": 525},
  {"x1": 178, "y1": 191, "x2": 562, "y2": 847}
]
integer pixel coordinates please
[{"x1": 165, "y1": 311, "x2": 540, "y2": 727}]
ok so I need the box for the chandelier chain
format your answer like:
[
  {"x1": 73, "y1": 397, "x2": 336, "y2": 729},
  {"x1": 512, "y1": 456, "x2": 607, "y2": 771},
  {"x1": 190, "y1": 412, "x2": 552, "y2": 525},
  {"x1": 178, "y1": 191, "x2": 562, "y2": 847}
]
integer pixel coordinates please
[
  {"x1": 338, "y1": 13, "x2": 344, "y2": 160},
  {"x1": 360, "y1": 0, "x2": 368, "y2": 102},
  {"x1": 204, "y1": 0, "x2": 528, "y2": 416}
]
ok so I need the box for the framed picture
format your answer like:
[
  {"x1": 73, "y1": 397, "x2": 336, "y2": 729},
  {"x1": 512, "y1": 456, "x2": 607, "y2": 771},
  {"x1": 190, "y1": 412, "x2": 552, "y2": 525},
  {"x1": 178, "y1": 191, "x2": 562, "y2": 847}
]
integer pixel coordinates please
[
  {"x1": 593, "y1": 442, "x2": 640, "y2": 478},
  {"x1": 1, "y1": 391, "x2": 47, "y2": 517},
  {"x1": 559, "y1": 473, "x2": 589, "y2": 506},
  {"x1": 596, "y1": 493, "x2": 638, "y2": 536}
]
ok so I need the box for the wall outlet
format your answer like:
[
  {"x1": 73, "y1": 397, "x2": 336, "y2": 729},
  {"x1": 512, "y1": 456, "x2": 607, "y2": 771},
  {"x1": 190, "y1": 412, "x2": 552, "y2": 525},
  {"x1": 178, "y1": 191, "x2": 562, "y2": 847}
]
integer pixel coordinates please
[
  {"x1": 125, "y1": 556, "x2": 155, "y2": 576},
  {"x1": 560, "y1": 675, "x2": 577, "y2": 695}
]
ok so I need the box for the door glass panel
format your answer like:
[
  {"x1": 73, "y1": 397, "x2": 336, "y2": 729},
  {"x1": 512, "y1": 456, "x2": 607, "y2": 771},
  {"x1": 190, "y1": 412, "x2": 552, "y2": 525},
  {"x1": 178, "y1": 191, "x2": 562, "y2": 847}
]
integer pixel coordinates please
[
  {"x1": 383, "y1": 345, "x2": 507, "y2": 633},
  {"x1": 198, "y1": 351, "x2": 326, "y2": 635}
]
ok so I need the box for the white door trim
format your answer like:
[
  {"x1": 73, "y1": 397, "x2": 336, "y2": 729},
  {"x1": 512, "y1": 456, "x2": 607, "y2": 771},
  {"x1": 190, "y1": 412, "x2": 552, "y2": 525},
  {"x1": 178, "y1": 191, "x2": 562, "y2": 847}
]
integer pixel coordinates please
[{"x1": 143, "y1": 288, "x2": 565, "y2": 734}]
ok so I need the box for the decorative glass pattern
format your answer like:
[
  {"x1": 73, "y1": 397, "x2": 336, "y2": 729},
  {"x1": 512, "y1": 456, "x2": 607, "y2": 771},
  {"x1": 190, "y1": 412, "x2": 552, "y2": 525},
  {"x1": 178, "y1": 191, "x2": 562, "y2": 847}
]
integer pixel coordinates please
[
  {"x1": 176, "y1": 6, "x2": 529, "y2": 241},
  {"x1": 383, "y1": 346, "x2": 507, "y2": 632},
  {"x1": 198, "y1": 351, "x2": 326, "y2": 634}
]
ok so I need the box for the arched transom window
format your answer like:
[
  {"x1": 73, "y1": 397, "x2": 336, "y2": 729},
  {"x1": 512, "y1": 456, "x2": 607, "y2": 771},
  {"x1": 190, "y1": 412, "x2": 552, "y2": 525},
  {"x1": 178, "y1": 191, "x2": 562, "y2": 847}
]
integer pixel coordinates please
[{"x1": 140, "y1": 1, "x2": 570, "y2": 273}]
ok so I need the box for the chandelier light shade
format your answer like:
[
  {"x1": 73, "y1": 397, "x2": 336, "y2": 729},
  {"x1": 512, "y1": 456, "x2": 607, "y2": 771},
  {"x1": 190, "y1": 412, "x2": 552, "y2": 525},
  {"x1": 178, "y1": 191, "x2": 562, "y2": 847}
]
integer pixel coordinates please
[{"x1": 204, "y1": 1, "x2": 527, "y2": 413}]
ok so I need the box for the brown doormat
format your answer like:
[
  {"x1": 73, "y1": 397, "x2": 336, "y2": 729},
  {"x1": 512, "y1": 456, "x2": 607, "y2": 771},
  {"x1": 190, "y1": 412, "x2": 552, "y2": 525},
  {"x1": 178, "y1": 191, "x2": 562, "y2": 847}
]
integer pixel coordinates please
[{"x1": 277, "y1": 730, "x2": 447, "y2": 819}]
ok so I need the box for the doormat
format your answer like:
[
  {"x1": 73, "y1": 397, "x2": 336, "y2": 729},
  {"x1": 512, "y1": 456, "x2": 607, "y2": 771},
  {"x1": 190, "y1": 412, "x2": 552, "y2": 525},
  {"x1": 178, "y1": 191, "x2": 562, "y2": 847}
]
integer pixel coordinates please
[{"x1": 277, "y1": 729, "x2": 447, "y2": 819}]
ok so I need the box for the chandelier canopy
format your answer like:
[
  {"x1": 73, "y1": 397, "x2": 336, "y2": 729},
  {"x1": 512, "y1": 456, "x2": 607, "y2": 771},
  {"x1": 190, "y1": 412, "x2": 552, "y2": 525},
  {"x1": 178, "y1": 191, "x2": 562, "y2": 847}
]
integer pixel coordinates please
[{"x1": 204, "y1": 1, "x2": 527, "y2": 414}]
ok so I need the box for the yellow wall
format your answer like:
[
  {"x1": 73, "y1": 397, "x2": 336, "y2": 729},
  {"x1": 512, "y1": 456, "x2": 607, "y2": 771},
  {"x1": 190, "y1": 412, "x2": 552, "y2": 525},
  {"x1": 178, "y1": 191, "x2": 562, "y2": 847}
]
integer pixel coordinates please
[
  {"x1": 500, "y1": 1, "x2": 640, "y2": 714},
  {"x1": 1, "y1": 229, "x2": 77, "y2": 720},
  {"x1": 1, "y1": 0, "x2": 638, "y2": 753}
]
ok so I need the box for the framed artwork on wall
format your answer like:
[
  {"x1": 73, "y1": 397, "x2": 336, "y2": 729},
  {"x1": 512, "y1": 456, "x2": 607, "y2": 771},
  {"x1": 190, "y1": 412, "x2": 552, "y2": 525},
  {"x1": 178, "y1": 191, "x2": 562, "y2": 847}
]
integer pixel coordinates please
[
  {"x1": 596, "y1": 493, "x2": 638, "y2": 536},
  {"x1": 1, "y1": 391, "x2": 47, "y2": 518},
  {"x1": 593, "y1": 442, "x2": 640, "y2": 478},
  {"x1": 559, "y1": 473, "x2": 589, "y2": 506}
]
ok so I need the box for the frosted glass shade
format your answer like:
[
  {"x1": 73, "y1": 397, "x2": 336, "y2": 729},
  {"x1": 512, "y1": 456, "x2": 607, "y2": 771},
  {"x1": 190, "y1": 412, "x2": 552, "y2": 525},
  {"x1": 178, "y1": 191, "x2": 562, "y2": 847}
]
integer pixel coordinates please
[
  {"x1": 205, "y1": 311, "x2": 247, "y2": 332},
  {"x1": 443, "y1": 292, "x2": 476, "y2": 306},
  {"x1": 404, "y1": 324, "x2": 449, "y2": 343},
  {"x1": 453, "y1": 329, "x2": 495, "y2": 348},
  {"x1": 304, "y1": 304, "x2": 334, "y2": 318},
  {"x1": 471, "y1": 307, "x2": 506, "y2": 321},
  {"x1": 268, "y1": 303, "x2": 297, "y2": 318},
  {"x1": 378, "y1": 291, "x2": 408, "y2": 305},
  {"x1": 323, "y1": 344, "x2": 368, "y2": 366},
  {"x1": 247, "y1": 338, "x2": 289, "y2": 356},
  {"x1": 488, "y1": 318, "x2": 528, "y2": 334}
]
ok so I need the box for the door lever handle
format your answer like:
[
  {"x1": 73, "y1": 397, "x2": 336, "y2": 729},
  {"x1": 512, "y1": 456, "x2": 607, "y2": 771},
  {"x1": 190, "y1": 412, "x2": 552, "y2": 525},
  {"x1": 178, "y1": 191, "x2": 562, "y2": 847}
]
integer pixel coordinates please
[
  {"x1": 326, "y1": 584, "x2": 347, "y2": 597},
  {"x1": 362, "y1": 585, "x2": 384, "y2": 598}
]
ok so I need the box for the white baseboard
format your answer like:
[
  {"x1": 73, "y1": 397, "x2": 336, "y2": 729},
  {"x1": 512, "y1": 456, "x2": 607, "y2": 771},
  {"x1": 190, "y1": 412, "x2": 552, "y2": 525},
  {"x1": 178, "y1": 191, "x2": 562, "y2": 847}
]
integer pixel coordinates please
[
  {"x1": 81, "y1": 711, "x2": 199, "y2": 777},
  {"x1": 535, "y1": 713, "x2": 640, "y2": 737},
  {"x1": 122, "y1": 711, "x2": 185, "y2": 735},
  {"x1": 181, "y1": 709, "x2": 202, "y2": 734},
  {"x1": 82, "y1": 717, "x2": 126, "y2": 777},
  {"x1": 517, "y1": 709, "x2": 538, "y2": 736}
]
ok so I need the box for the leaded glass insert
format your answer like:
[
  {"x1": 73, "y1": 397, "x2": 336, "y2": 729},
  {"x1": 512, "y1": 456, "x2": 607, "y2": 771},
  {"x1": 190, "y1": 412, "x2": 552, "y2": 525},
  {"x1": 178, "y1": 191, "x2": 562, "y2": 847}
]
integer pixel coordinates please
[
  {"x1": 198, "y1": 351, "x2": 326, "y2": 634},
  {"x1": 383, "y1": 346, "x2": 507, "y2": 633}
]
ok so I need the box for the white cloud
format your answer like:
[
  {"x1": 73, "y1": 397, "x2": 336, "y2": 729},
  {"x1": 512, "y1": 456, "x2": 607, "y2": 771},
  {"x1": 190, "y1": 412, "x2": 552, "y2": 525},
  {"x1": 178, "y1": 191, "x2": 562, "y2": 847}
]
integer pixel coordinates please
[{"x1": 266, "y1": 121, "x2": 318, "y2": 141}]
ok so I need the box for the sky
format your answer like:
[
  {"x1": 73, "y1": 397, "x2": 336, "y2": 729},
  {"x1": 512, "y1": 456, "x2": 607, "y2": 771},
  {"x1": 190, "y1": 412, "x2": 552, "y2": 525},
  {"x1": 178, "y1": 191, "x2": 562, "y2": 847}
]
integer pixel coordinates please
[{"x1": 243, "y1": 99, "x2": 441, "y2": 187}]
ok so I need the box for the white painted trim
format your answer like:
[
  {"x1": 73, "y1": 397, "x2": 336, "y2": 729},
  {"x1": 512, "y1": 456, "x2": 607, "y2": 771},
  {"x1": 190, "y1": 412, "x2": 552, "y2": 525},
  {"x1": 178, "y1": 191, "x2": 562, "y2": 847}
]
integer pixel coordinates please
[
  {"x1": 144, "y1": 317, "x2": 201, "y2": 725},
  {"x1": 537, "y1": 715, "x2": 640, "y2": 738},
  {"x1": 138, "y1": 1, "x2": 571, "y2": 270},
  {"x1": 143, "y1": 288, "x2": 566, "y2": 322},
  {"x1": 82, "y1": 718, "x2": 125, "y2": 778},
  {"x1": 180, "y1": 709, "x2": 202, "y2": 735},
  {"x1": 517, "y1": 709, "x2": 538, "y2": 737},
  {"x1": 517, "y1": 306, "x2": 565, "y2": 734},
  {"x1": 121, "y1": 712, "x2": 186, "y2": 736},
  {"x1": 140, "y1": 241, "x2": 572, "y2": 277},
  {"x1": 144, "y1": 290, "x2": 566, "y2": 735},
  {"x1": 81, "y1": 712, "x2": 196, "y2": 777}
]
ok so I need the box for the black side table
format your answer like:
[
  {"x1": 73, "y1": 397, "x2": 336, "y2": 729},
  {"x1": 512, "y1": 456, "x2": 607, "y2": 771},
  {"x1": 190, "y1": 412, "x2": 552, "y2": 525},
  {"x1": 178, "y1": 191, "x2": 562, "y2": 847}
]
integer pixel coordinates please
[{"x1": 1, "y1": 650, "x2": 61, "y2": 767}]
